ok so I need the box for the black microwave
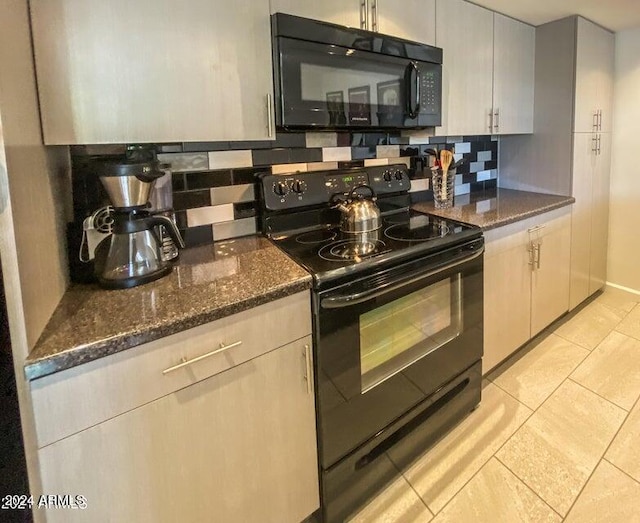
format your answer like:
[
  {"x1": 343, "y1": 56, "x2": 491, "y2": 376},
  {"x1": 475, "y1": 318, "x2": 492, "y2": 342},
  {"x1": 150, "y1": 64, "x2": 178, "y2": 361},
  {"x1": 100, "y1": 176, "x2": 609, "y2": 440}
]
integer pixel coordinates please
[{"x1": 271, "y1": 13, "x2": 442, "y2": 130}]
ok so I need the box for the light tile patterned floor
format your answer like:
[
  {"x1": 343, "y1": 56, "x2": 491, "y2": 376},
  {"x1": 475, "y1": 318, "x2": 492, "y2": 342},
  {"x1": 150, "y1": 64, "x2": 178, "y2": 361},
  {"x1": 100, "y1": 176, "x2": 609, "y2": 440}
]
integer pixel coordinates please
[{"x1": 349, "y1": 287, "x2": 640, "y2": 522}]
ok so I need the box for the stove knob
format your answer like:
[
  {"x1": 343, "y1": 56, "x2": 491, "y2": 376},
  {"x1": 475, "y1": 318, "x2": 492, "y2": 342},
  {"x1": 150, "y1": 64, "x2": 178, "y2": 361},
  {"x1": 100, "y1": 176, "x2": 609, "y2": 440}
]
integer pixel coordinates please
[
  {"x1": 383, "y1": 170, "x2": 393, "y2": 182},
  {"x1": 273, "y1": 181, "x2": 289, "y2": 197},
  {"x1": 292, "y1": 180, "x2": 307, "y2": 194},
  {"x1": 394, "y1": 169, "x2": 404, "y2": 181}
]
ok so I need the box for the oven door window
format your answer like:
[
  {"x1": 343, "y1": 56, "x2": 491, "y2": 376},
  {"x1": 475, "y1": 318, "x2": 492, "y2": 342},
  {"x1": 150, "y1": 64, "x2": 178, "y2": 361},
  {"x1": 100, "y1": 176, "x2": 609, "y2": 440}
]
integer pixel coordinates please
[{"x1": 360, "y1": 275, "x2": 462, "y2": 393}]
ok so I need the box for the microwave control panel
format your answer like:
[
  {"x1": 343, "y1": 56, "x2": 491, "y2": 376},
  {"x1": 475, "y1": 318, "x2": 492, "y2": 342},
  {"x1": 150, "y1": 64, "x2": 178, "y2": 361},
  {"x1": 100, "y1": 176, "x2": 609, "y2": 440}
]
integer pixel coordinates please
[
  {"x1": 261, "y1": 165, "x2": 410, "y2": 211},
  {"x1": 420, "y1": 69, "x2": 440, "y2": 115}
]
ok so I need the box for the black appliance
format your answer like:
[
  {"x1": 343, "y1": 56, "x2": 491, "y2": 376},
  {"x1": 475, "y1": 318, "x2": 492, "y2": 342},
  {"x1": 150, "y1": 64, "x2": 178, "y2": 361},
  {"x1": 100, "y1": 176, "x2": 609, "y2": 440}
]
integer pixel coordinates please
[
  {"x1": 260, "y1": 165, "x2": 484, "y2": 522},
  {"x1": 271, "y1": 13, "x2": 442, "y2": 130}
]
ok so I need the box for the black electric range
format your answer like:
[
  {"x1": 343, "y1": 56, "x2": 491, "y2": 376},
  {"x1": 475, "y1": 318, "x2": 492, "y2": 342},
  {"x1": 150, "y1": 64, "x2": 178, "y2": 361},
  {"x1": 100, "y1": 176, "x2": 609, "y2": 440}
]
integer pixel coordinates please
[{"x1": 259, "y1": 164, "x2": 484, "y2": 523}]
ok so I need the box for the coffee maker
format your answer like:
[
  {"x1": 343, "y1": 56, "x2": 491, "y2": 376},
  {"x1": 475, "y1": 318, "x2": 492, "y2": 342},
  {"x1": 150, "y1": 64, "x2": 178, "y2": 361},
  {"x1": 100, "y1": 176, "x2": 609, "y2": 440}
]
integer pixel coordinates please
[{"x1": 93, "y1": 158, "x2": 185, "y2": 289}]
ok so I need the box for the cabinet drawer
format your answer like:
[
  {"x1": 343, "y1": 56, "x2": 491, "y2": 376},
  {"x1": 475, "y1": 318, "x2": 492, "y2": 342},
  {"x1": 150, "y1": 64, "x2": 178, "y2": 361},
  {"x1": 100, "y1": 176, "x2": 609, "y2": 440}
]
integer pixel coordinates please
[
  {"x1": 484, "y1": 206, "x2": 571, "y2": 257},
  {"x1": 31, "y1": 291, "x2": 311, "y2": 448}
]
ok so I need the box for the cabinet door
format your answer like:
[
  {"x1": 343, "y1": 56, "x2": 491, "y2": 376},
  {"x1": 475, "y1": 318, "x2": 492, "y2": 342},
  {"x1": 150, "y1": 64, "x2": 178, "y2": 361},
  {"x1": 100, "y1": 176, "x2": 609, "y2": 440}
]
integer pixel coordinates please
[
  {"x1": 374, "y1": 0, "x2": 436, "y2": 45},
  {"x1": 435, "y1": 0, "x2": 494, "y2": 136},
  {"x1": 596, "y1": 31, "x2": 615, "y2": 133},
  {"x1": 569, "y1": 132, "x2": 597, "y2": 309},
  {"x1": 530, "y1": 214, "x2": 571, "y2": 335},
  {"x1": 574, "y1": 18, "x2": 614, "y2": 133},
  {"x1": 30, "y1": 0, "x2": 275, "y2": 144},
  {"x1": 38, "y1": 337, "x2": 319, "y2": 523},
  {"x1": 589, "y1": 132, "x2": 611, "y2": 295},
  {"x1": 492, "y1": 13, "x2": 535, "y2": 134},
  {"x1": 483, "y1": 244, "x2": 531, "y2": 373},
  {"x1": 270, "y1": 0, "x2": 363, "y2": 28}
]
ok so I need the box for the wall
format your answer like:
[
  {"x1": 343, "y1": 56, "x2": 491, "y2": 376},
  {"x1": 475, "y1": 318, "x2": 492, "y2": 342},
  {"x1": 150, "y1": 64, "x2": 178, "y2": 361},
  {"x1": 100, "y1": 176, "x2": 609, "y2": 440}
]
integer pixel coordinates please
[
  {"x1": 71, "y1": 132, "x2": 498, "y2": 252},
  {"x1": 608, "y1": 28, "x2": 640, "y2": 293},
  {"x1": 0, "y1": 0, "x2": 71, "y2": 512}
]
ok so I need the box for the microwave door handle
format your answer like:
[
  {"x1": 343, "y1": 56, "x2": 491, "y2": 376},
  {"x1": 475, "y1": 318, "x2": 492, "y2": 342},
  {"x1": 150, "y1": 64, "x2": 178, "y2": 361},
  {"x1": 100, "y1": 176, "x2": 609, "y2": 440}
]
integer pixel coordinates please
[
  {"x1": 321, "y1": 246, "x2": 483, "y2": 309},
  {"x1": 405, "y1": 62, "x2": 420, "y2": 119}
]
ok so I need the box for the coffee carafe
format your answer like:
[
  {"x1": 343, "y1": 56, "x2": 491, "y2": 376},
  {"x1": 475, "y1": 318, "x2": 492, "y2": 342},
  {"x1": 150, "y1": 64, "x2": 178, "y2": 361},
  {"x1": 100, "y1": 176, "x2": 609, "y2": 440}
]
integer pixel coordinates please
[{"x1": 93, "y1": 158, "x2": 185, "y2": 289}]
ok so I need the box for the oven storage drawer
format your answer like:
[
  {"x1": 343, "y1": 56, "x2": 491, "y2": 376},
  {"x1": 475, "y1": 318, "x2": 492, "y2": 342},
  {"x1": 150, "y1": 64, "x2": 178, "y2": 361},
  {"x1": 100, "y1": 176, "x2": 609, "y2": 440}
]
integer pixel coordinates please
[{"x1": 322, "y1": 361, "x2": 482, "y2": 523}]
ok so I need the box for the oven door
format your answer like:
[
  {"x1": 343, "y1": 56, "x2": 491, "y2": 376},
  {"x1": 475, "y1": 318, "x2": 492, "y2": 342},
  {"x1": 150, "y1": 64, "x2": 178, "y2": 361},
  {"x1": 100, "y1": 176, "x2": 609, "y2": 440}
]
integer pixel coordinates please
[
  {"x1": 275, "y1": 37, "x2": 441, "y2": 129},
  {"x1": 314, "y1": 240, "x2": 483, "y2": 469}
]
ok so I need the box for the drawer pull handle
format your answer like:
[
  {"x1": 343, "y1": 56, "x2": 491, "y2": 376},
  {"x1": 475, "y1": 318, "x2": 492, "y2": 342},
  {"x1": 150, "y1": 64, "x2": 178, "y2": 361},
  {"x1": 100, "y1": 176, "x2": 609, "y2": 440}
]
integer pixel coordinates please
[
  {"x1": 527, "y1": 224, "x2": 546, "y2": 234},
  {"x1": 162, "y1": 340, "x2": 243, "y2": 375}
]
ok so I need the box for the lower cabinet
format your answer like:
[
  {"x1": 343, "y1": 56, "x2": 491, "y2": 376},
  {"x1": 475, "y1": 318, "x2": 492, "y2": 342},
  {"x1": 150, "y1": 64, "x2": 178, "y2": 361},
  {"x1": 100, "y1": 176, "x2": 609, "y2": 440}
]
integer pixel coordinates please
[
  {"x1": 484, "y1": 207, "x2": 571, "y2": 372},
  {"x1": 37, "y1": 336, "x2": 319, "y2": 523}
]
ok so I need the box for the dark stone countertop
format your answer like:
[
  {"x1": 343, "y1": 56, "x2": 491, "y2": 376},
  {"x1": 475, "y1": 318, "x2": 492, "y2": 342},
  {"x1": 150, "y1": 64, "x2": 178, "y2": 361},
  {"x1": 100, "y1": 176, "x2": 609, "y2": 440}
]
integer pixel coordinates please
[
  {"x1": 25, "y1": 236, "x2": 311, "y2": 381},
  {"x1": 412, "y1": 188, "x2": 575, "y2": 230}
]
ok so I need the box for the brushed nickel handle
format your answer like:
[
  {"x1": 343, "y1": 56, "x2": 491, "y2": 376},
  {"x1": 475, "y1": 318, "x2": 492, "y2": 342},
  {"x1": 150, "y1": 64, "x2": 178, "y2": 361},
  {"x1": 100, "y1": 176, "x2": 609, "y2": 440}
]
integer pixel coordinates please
[
  {"x1": 598, "y1": 109, "x2": 603, "y2": 131},
  {"x1": 528, "y1": 243, "x2": 535, "y2": 267},
  {"x1": 163, "y1": 340, "x2": 243, "y2": 375},
  {"x1": 488, "y1": 110, "x2": 493, "y2": 132},
  {"x1": 494, "y1": 108, "x2": 500, "y2": 133},
  {"x1": 371, "y1": 0, "x2": 378, "y2": 31},
  {"x1": 527, "y1": 224, "x2": 546, "y2": 234},
  {"x1": 535, "y1": 242, "x2": 541, "y2": 270},
  {"x1": 266, "y1": 94, "x2": 273, "y2": 138},
  {"x1": 591, "y1": 134, "x2": 598, "y2": 154},
  {"x1": 597, "y1": 134, "x2": 602, "y2": 156},
  {"x1": 303, "y1": 344, "x2": 312, "y2": 395},
  {"x1": 593, "y1": 110, "x2": 599, "y2": 131},
  {"x1": 360, "y1": 0, "x2": 367, "y2": 29}
]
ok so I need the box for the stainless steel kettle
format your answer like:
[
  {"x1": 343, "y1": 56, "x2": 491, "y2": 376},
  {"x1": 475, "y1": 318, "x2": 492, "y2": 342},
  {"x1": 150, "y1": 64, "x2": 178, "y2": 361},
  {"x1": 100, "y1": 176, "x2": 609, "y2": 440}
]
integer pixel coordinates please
[{"x1": 333, "y1": 185, "x2": 381, "y2": 233}]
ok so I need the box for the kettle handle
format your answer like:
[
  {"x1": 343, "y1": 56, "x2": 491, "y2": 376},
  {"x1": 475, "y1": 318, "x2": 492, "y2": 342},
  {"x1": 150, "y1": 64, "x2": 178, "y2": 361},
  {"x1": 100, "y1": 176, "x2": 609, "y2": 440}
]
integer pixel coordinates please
[
  {"x1": 348, "y1": 184, "x2": 377, "y2": 201},
  {"x1": 146, "y1": 214, "x2": 186, "y2": 249}
]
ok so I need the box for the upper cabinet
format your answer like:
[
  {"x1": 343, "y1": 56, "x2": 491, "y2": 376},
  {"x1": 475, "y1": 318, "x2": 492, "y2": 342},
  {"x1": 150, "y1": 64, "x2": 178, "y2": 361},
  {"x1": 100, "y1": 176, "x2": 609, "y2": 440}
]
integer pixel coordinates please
[
  {"x1": 30, "y1": 0, "x2": 276, "y2": 145},
  {"x1": 270, "y1": 0, "x2": 436, "y2": 45},
  {"x1": 493, "y1": 13, "x2": 535, "y2": 134},
  {"x1": 436, "y1": 0, "x2": 494, "y2": 136},
  {"x1": 269, "y1": 0, "x2": 363, "y2": 29},
  {"x1": 374, "y1": 0, "x2": 436, "y2": 45},
  {"x1": 436, "y1": 0, "x2": 534, "y2": 136},
  {"x1": 574, "y1": 17, "x2": 615, "y2": 133}
]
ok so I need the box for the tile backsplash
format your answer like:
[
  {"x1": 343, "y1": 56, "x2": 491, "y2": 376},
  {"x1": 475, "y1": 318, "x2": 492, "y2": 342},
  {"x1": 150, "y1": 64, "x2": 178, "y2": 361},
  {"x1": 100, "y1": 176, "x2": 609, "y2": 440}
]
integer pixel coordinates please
[{"x1": 70, "y1": 131, "x2": 498, "y2": 248}]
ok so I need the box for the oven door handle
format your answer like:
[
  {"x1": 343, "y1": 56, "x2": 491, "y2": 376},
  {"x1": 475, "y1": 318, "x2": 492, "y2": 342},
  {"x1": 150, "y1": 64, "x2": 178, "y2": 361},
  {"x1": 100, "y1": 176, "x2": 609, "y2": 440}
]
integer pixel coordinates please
[{"x1": 321, "y1": 246, "x2": 484, "y2": 309}]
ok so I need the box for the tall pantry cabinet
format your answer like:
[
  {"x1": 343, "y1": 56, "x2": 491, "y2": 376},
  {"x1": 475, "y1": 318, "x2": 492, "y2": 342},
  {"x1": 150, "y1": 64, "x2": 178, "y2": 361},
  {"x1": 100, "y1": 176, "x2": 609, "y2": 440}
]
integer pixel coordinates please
[{"x1": 499, "y1": 16, "x2": 614, "y2": 310}]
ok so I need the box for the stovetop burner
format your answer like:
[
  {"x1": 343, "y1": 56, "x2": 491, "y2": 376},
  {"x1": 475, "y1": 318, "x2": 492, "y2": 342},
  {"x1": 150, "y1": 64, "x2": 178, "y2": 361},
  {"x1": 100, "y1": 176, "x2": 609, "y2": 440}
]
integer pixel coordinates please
[
  {"x1": 384, "y1": 216, "x2": 450, "y2": 242},
  {"x1": 296, "y1": 229, "x2": 337, "y2": 244},
  {"x1": 319, "y1": 239, "x2": 387, "y2": 261}
]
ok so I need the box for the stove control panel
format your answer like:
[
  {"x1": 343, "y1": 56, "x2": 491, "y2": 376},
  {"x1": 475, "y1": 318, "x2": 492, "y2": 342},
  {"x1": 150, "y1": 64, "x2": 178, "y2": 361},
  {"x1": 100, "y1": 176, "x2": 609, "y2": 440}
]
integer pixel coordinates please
[{"x1": 261, "y1": 165, "x2": 410, "y2": 211}]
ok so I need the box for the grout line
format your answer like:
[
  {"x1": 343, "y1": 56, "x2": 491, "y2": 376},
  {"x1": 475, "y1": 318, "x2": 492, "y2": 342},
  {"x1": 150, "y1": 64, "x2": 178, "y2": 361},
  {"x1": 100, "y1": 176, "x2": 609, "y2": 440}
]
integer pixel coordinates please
[
  {"x1": 387, "y1": 454, "x2": 433, "y2": 515},
  {"x1": 494, "y1": 455, "x2": 564, "y2": 520},
  {"x1": 488, "y1": 379, "x2": 536, "y2": 411},
  {"x1": 483, "y1": 306, "x2": 633, "y2": 520},
  {"x1": 553, "y1": 330, "x2": 594, "y2": 351},
  {"x1": 566, "y1": 376, "x2": 633, "y2": 413},
  {"x1": 424, "y1": 455, "x2": 496, "y2": 519},
  {"x1": 603, "y1": 458, "x2": 640, "y2": 487},
  {"x1": 424, "y1": 394, "x2": 534, "y2": 519},
  {"x1": 613, "y1": 326, "x2": 640, "y2": 345},
  {"x1": 559, "y1": 393, "x2": 640, "y2": 520}
]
